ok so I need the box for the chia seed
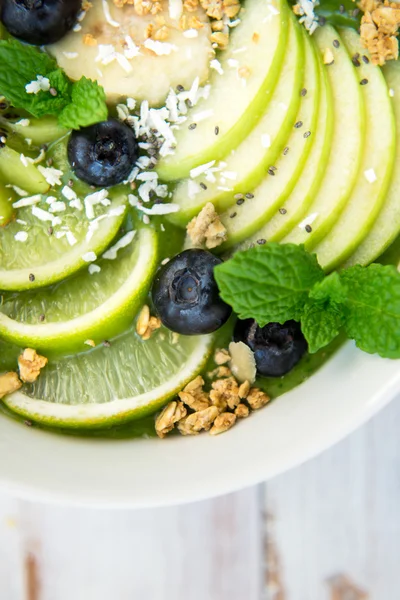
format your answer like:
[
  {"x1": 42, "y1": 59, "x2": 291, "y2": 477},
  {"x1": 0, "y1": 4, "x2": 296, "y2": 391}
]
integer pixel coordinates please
[
  {"x1": 305, "y1": 224, "x2": 312, "y2": 233},
  {"x1": 268, "y1": 167, "x2": 276, "y2": 176},
  {"x1": 300, "y1": 88, "x2": 307, "y2": 97},
  {"x1": 39, "y1": 314, "x2": 45, "y2": 322},
  {"x1": 200, "y1": 182, "x2": 207, "y2": 190},
  {"x1": 230, "y1": 212, "x2": 237, "y2": 218},
  {"x1": 303, "y1": 131, "x2": 311, "y2": 138},
  {"x1": 48, "y1": 226, "x2": 53, "y2": 236},
  {"x1": 353, "y1": 8, "x2": 360, "y2": 16},
  {"x1": 103, "y1": 340, "x2": 111, "y2": 348},
  {"x1": 257, "y1": 238, "x2": 266, "y2": 245},
  {"x1": 360, "y1": 78, "x2": 368, "y2": 85},
  {"x1": 0, "y1": 102, "x2": 8, "y2": 110},
  {"x1": 29, "y1": 273, "x2": 35, "y2": 282},
  {"x1": 352, "y1": 55, "x2": 361, "y2": 67},
  {"x1": 176, "y1": 84, "x2": 185, "y2": 92},
  {"x1": 279, "y1": 208, "x2": 287, "y2": 215},
  {"x1": 245, "y1": 193, "x2": 254, "y2": 199},
  {"x1": 49, "y1": 88, "x2": 58, "y2": 97},
  {"x1": 333, "y1": 39, "x2": 340, "y2": 48},
  {"x1": 339, "y1": 4, "x2": 345, "y2": 13},
  {"x1": 236, "y1": 198, "x2": 245, "y2": 205},
  {"x1": 294, "y1": 121, "x2": 303, "y2": 129},
  {"x1": 318, "y1": 15, "x2": 326, "y2": 25},
  {"x1": 68, "y1": 179, "x2": 74, "y2": 187},
  {"x1": 215, "y1": 126, "x2": 219, "y2": 135},
  {"x1": 283, "y1": 146, "x2": 289, "y2": 155},
  {"x1": 24, "y1": 420, "x2": 33, "y2": 427},
  {"x1": 188, "y1": 123, "x2": 197, "y2": 130},
  {"x1": 362, "y1": 55, "x2": 369, "y2": 64}
]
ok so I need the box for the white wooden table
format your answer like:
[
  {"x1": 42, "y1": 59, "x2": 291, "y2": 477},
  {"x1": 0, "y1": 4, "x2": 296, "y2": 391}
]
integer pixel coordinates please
[{"x1": 1, "y1": 395, "x2": 399, "y2": 600}]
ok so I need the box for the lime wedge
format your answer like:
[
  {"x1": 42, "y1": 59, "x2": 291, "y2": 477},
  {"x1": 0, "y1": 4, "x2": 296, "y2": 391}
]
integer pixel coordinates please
[
  {"x1": 0, "y1": 227, "x2": 158, "y2": 353},
  {"x1": 3, "y1": 329, "x2": 214, "y2": 428}
]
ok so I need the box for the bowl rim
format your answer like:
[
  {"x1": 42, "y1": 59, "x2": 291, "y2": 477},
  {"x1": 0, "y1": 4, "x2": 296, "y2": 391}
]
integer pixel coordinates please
[{"x1": 0, "y1": 340, "x2": 399, "y2": 508}]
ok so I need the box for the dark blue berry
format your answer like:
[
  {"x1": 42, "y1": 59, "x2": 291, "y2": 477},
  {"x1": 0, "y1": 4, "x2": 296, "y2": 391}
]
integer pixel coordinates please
[
  {"x1": 152, "y1": 249, "x2": 232, "y2": 335},
  {"x1": 0, "y1": 0, "x2": 82, "y2": 45},
  {"x1": 234, "y1": 319, "x2": 307, "y2": 377},
  {"x1": 68, "y1": 119, "x2": 138, "y2": 187}
]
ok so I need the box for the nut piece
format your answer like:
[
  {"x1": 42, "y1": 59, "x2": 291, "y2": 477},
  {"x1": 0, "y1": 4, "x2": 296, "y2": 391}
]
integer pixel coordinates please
[
  {"x1": 323, "y1": 47, "x2": 335, "y2": 65},
  {"x1": 207, "y1": 366, "x2": 232, "y2": 379},
  {"x1": 179, "y1": 375, "x2": 210, "y2": 411},
  {"x1": 178, "y1": 405, "x2": 219, "y2": 435},
  {"x1": 0, "y1": 372, "x2": 22, "y2": 399},
  {"x1": 187, "y1": 203, "x2": 227, "y2": 249},
  {"x1": 235, "y1": 403, "x2": 250, "y2": 418},
  {"x1": 214, "y1": 348, "x2": 231, "y2": 365},
  {"x1": 246, "y1": 387, "x2": 270, "y2": 410},
  {"x1": 136, "y1": 305, "x2": 162, "y2": 340},
  {"x1": 228, "y1": 341, "x2": 257, "y2": 384},
  {"x1": 209, "y1": 376, "x2": 240, "y2": 410},
  {"x1": 155, "y1": 400, "x2": 187, "y2": 438},
  {"x1": 238, "y1": 380, "x2": 251, "y2": 399},
  {"x1": 18, "y1": 349, "x2": 48, "y2": 384},
  {"x1": 210, "y1": 412, "x2": 236, "y2": 435}
]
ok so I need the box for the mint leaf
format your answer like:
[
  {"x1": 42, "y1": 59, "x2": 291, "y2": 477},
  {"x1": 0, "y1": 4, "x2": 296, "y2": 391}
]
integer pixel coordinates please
[
  {"x1": 59, "y1": 77, "x2": 108, "y2": 129},
  {"x1": 214, "y1": 243, "x2": 324, "y2": 325},
  {"x1": 309, "y1": 271, "x2": 347, "y2": 303},
  {"x1": 301, "y1": 300, "x2": 344, "y2": 353},
  {"x1": 28, "y1": 69, "x2": 71, "y2": 117},
  {"x1": 0, "y1": 39, "x2": 62, "y2": 117},
  {"x1": 340, "y1": 264, "x2": 400, "y2": 358},
  {"x1": 0, "y1": 40, "x2": 107, "y2": 128}
]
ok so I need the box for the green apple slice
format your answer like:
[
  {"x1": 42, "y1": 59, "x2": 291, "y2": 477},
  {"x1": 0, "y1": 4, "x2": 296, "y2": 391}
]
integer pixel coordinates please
[
  {"x1": 344, "y1": 61, "x2": 400, "y2": 267},
  {"x1": 156, "y1": 0, "x2": 289, "y2": 182},
  {"x1": 282, "y1": 25, "x2": 365, "y2": 250},
  {"x1": 168, "y1": 16, "x2": 304, "y2": 226},
  {"x1": 0, "y1": 146, "x2": 49, "y2": 195},
  {"x1": 216, "y1": 28, "x2": 319, "y2": 250},
  {"x1": 313, "y1": 28, "x2": 395, "y2": 271},
  {"x1": 253, "y1": 54, "x2": 334, "y2": 244},
  {"x1": 0, "y1": 227, "x2": 158, "y2": 354}
]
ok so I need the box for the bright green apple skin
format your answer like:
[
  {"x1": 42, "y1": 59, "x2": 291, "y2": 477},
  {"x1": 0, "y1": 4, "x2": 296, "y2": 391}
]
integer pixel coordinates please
[
  {"x1": 168, "y1": 15, "x2": 304, "y2": 226},
  {"x1": 344, "y1": 60, "x2": 400, "y2": 268},
  {"x1": 156, "y1": 0, "x2": 289, "y2": 182}
]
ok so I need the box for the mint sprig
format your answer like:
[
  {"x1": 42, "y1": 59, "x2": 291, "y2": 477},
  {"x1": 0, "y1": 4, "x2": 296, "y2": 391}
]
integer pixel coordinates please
[
  {"x1": 0, "y1": 40, "x2": 108, "y2": 129},
  {"x1": 214, "y1": 243, "x2": 400, "y2": 359}
]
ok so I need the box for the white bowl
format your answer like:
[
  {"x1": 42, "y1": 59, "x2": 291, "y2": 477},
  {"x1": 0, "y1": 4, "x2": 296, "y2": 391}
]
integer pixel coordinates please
[{"x1": 0, "y1": 340, "x2": 399, "y2": 508}]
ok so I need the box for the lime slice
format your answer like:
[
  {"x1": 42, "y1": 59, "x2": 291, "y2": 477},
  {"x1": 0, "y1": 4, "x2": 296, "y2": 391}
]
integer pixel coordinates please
[
  {"x1": 0, "y1": 227, "x2": 158, "y2": 353},
  {"x1": 0, "y1": 192, "x2": 127, "y2": 291},
  {"x1": 3, "y1": 329, "x2": 214, "y2": 428}
]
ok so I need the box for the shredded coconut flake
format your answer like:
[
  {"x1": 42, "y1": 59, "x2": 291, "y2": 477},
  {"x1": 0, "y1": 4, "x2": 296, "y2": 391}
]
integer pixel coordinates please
[
  {"x1": 31, "y1": 206, "x2": 54, "y2": 222},
  {"x1": 102, "y1": 0, "x2": 120, "y2": 27},
  {"x1": 144, "y1": 39, "x2": 178, "y2": 56},
  {"x1": 364, "y1": 168, "x2": 377, "y2": 183},
  {"x1": 13, "y1": 195, "x2": 42, "y2": 208},
  {"x1": 14, "y1": 231, "x2": 28, "y2": 242},
  {"x1": 88, "y1": 264, "x2": 101, "y2": 275},
  {"x1": 82, "y1": 251, "x2": 97, "y2": 263},
  {"x1": 190, "y1": 160, "x2": 216, "y2": 178},
  {"x1": 136, "y1": 203, "x2": 180, "y2": 215},
  {"x1": 103, "y1": 230, "x2": 136, "y2": 260},
  {"x1": 25, "y1": 76, "x2": 50, "y2": 95},
  {"x1": 298, "y1": 212, "x2": 319, "y2": 229},
  {"x1": 38, "y1": 166, "x2": 63, "y2": 187}
]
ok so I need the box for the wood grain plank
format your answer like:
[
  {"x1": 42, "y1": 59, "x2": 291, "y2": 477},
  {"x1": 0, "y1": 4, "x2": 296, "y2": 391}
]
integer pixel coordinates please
[
  {"x1": 11, "y1": 486, "x2": 262, "y2": 600},
  {"x1": 263, "y1": 395, "x2": 400, "y2": 600}
]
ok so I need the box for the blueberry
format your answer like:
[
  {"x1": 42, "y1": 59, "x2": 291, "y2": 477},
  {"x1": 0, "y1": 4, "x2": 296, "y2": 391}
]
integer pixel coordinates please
[
  {"x1": 152, "y1": 249, "x2": 232, "y2": 335},
  {"x1": 68, "y1": 119, "x2": 139, "y2": 187},
  {"x1": 234, "y1": 319, "x2": 307, "y2": 377},
  {"x1": 0, "y1": 0, "x2": 82, "y2": 45}
]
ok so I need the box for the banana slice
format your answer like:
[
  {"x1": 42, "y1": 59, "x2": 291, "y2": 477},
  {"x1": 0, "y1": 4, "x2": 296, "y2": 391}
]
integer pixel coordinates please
[{"x1": 49, "y1": 0, "x2": 213, "y2": 106}]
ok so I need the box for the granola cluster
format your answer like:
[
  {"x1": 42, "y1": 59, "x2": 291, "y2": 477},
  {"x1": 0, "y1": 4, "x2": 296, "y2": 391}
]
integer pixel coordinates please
[
  {"x1": 359, "y1": 0, "x2": 400, "y2": 65},
  {"x1": 187, "y1": 202, "x2": 227, "y2": 249},
  {"x1": 0, "y1": 349, "x2": 48, "y2": 400},
  {"x1": 155, "y1": 349, "x2": 270, "y2": 438},
  {"x1": 112, "y1": 0, "x2": 241, "y2": 48}
]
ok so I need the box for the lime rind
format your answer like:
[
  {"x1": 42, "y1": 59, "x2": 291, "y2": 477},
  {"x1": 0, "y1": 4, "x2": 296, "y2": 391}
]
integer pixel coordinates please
[
  {"x1": 0, "y1": 227, "x2": 159, "y2": 353},
  {"x1": 3, "y1": 332, "x2": 214, "y2": 428}
]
